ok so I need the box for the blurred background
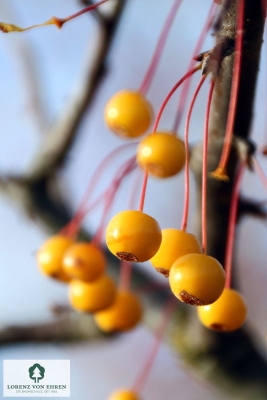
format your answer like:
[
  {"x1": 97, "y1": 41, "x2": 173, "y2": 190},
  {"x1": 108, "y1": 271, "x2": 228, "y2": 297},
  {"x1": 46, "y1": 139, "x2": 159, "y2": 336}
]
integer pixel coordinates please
[{"x1": 0, "y1": 0, "x2": 267, "y2": 399}]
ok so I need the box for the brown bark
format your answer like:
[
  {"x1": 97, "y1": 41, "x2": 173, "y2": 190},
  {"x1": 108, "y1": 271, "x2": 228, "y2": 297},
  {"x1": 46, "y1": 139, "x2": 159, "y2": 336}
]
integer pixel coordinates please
[{"x1": 180, "y1": 1, "x2": 267, "y2": 398}]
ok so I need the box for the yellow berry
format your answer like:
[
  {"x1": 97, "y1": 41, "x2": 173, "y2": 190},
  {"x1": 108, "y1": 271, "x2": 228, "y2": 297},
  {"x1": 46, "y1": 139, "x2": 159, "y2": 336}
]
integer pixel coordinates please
[
  {"x1": 136, "y1": 131, "x2": 185, "y2": 178},
  {"x1": 62, "y1": 242, "x2": 105, "y2": 282},
  {"x1": 69, "y1": 275, "x2": 116, "y2": 313},
  {"x1": 94, "y1": 291, "x2": 142, "y2": 332},
  {"x1": 150, "y1": 229, "x2": 202, "y2": 277},
  {"x1": 169, "y1": 253, "x2": 225, "y2": 306},
  {"x1": 197, "y1": 288, "x2": 247, "y2": 331},
  {"x1": 108, "y1": 389, "x2": 140, "y2": 400},
  {"x1": 106, "y1": 210, "x2": 162, "y2": 262},
  {"x1": 104, "y1": 90, "x2": 153, "y2": 139},
  {"x1": 37, "y1": 235, "x2": 74, "y2": 282}
]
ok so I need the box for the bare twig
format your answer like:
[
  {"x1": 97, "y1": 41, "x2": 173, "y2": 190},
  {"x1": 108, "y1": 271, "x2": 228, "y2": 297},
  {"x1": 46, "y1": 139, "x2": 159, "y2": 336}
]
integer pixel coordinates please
[
  {"x1": 0, "y1": 0, "x2": 127, "y2": 235},
  {"x1": 26, "y1": 0, "x2": 126, "y2": 182},
  {"x1": 1, "y1": 2, "x2": 46, "y2": 132},
  {"x1": 186, "y1": 0, "x2": 267, "y2": 397}
]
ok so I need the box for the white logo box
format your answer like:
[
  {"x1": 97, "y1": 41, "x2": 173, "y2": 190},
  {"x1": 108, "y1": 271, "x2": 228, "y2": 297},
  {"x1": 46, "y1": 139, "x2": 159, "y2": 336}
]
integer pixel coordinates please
[{"x1": 3, "y1": 360, "x2": 70, "y2": 397}]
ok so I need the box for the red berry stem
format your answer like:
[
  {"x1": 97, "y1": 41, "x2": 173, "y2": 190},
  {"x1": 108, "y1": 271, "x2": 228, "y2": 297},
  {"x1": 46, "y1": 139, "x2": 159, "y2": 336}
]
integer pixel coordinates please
[
  {"x1": 138, "y1": 66, "x2": 201, "y2": 212},
  {"x1": 211, "y1": 0, "x2": 245, "y2": 179},
  {"x1": 75, "y1": 143, "x2": 136, "y2": 218},
  {"x1": 61, "y1": 189, "x2": 109, "y2": 238},
  {"x1": 152, "y1": 66, "x2": 201, "y2": 133},
  {"x1": 64, "y1": 156, "x2": 136, "y2": 239},
  {"x1": 202, "y1": 78, "x2": 215, "y2": 253},
  {"x1": 135, "y1": 282, "x2": 169, "y2": 294},
  {"x1": 119, "y1": 260, "x2": 133, "y2": 291},
  {"x1": 132, "y1": 297, "x2": 177, "y2": 394},
  {"x1": 261, "y1": 27, "x2": 267, "y2": 155},
  {"x1": 119, "y1": 169, "x2": 144, "y2": 290},
  {"x1": 129, "y1": 169, "x2": 143, "y2": 210},
  {"x1": 93, "y1": 157, "x2": 137, "y2": 246},
  {"x1": 53, "y1": 0, "x2": 110, "y2": 28},
  {"x1": 253, "y1": 157, "x2": 267, "y2": 194},
  {"x1": 173, "y1": 1, "x2": 216, "y2": 132},
  {"x1": 0, "y1": 0, "x2": 110, "y2": 32},
  {"x1": 139, "y1": 0, "x2": 183, "y2": 95},
  {"x1": 225, "y1": 161, "x2": 245, "y2": 289},
  {"x1": 64, "y1": 143, "x2": 136, "y2": 237},
  {"x1": 181, "y1": 74, "x2": 207, "y2": 231},
  {"x1": 138, "y1": 171, "x2": 149, "y2": 212}
]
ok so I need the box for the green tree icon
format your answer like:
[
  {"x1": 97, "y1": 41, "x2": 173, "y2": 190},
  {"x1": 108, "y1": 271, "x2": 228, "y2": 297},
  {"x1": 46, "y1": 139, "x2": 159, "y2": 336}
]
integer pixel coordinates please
[{"x1": 29, "y1": 363, "x2": 45, "y2": 383}]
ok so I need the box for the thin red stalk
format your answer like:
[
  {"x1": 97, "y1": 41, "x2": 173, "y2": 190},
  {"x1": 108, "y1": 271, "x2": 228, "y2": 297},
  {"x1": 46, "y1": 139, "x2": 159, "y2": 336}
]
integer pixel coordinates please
[
  {"x1": 93, "y1": 157, "x2": 137, "y2": 245},
  {"x1": 181, "y1": 74, "x2": 207, "y2": 231},
  {"x1": 139, "y1": 0, "x2": 183, "y2": 95},
  {"x1": 132, "y1": 298, "x2": 177, "y2": 394},
  {"x1": 75, "y1": 143, "x2": 136, "y2": 217},
  {"x1": 138, "y1": 171, "x2": 148, "y2": 212},
  {"x1": 129, "y1": 169, "x2": 143, "y2": 210},
  {"x1": 59, "y1": 0, "x2": 109, "y2": 25},
  {"x1": 65, "y1": 143, "x2": 136, "y2": 236},
  {"x1": 138, "y1": 66, "x2": 200, "y2": 212},
  {"x1": 152, "y1": 66, "x2": 201, "y2": 133},
  {"x1": 135, "y1": 282, "x2": 169, "y2": 294},
  {"x1": 0, "y1": 0, "x2": 110, "y2": 32},
  {"x1": 214, "y1": 0, "x2": 245, "y2": 176},
  {"x1": 202, "y1": 79, "x2": 215, "y2": 253},
  {"x1": 253, "y1": 157, "x2": 267, "y2": 194},
  {"x1": 173, "y1": 1, "x2": 216, "y2": 132},
  {"x1": 119, "y1": 169, "x2": 144, "y2": 289},
  {"x1": 262, "y1": 25, "x2": 267, "y2": 151},
  {"x1": 225, "y1": 161, "x2": 245, "y2": 288},
  {"x1": 93, "y1": 161, "x2": 136, "y2": 244},
  {"x1": 119, "y1": 260, "x2": 132, "y2": 291},
  {"x1": 60, "y1": 189, "x2": 109, "y2": 237},
  {"x1": 92, "y1": 188, "x2": 116, "y2": 246}
]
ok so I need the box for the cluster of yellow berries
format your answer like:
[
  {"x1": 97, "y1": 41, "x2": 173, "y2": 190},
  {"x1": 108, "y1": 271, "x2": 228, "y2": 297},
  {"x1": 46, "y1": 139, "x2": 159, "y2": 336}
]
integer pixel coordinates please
[
  {"x1": 37, "y1": 235, "x2": 142, "y2": 333},
  {"x1": 36, "y1": 88, "x2": 247, "y2": 400},
  {"x1": 104, "y1": 89, "x2": 247, "y2": 334}
]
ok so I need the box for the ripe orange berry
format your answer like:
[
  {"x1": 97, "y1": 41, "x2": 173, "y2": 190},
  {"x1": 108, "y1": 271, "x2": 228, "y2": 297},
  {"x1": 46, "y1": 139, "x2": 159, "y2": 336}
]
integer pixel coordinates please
[
  {"x1": 169, "y1": 254, "x2": 225, "y2": 306},
  {"x1": 108, "y1": 389, "x2": 140, "y2": 400},
  {"x1": 94, "y1": 291, "x2": 142, "y2": 332},
  {"x1": 37, "y1": 235, "x2": 74, "y2": 282},
  {"x1": 104, "y1": 90, "x2": 153, "y2": 139},
  {"x1": 62, "y1": 242, "x2": 105, "y2": 282},
  {"x1": 106, "y1": 210, "x2": 162, "y2": 262},
  {"x1": 136, "y1": 131, "x2": 185, "y2": 178},
  {"x1": 150, "y1": 229, "x2": 202, "y2": 277},
  {"x1": 197, "y1": 288, "x2": 247, "y2": 332},
  {"x1": 69, "y1": 275, "x2": 116, "y2": 313}
]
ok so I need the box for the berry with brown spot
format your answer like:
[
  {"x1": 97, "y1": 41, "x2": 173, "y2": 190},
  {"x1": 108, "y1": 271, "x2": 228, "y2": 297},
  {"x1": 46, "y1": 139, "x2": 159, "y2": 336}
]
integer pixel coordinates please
[
  {"x1": 106, "y1": 210, "x2": 162, "y2": 262},
  {"x1": 197, "y1": 288, "x2": 247, "y2": 331},
  {"x1": 150, "y1": 228, "x2": 202, "y2": 277},
  {"x1": 169, "y1": 253, "x2": 225, "y2": 305}
]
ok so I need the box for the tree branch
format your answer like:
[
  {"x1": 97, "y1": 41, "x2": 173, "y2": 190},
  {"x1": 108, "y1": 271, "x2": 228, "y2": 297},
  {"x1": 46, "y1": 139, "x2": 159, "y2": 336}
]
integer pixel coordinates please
[{"x1": 183, "y1": 1, "x2": 267, "y2": 398}]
